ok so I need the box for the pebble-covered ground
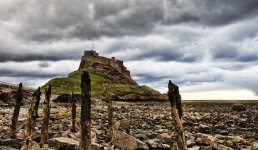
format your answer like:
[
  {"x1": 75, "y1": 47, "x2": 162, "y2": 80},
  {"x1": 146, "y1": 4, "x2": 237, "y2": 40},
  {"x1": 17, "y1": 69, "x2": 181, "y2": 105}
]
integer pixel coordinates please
[{"x1": 0, "y1": 99, "x2": 258, "y2": 149}]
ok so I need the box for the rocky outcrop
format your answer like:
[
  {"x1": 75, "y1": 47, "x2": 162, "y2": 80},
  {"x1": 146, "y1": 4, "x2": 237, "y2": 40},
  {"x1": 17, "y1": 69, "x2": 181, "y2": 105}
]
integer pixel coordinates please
[{"x1": 231, "y1": 103, "x2": 246, "y2": 111}]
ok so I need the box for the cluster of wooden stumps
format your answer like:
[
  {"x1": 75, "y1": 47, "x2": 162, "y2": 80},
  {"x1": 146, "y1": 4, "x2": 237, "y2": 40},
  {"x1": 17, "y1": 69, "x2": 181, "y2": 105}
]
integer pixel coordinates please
[{"x1": 10, "y1": 71, "x2": 186, "y2": 150}]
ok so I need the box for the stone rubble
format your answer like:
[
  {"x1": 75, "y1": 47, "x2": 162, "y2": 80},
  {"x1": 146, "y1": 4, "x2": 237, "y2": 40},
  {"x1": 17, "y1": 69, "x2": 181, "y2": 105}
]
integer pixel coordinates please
[{"x1": 0, "y1": 99, "x2": 257, "y2": 149}]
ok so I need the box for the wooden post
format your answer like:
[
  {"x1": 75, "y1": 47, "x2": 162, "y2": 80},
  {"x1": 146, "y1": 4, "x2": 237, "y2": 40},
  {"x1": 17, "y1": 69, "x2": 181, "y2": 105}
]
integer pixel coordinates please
[
  {"x1": 34, "y1": 87, "x2": 41, "y2": 118},
  {"x1": 80, "y1": 71, "x2": 91, "y2": 150},
  {"x1": 71, "y1": 92, "x2": 76, "y2": 132},
  {"x1": 22, "y1": 89, "x2": 38, "y2": 149},
  {"x1": 168, "y1": 80, "x2": 186, "y2": 150},
  {"x1": 40, "y1": 85, "x2": 51, "y2": 148},
  {"x1": 11, "y1": 82, "x2": 23, "y2": 138},
  {"x1": 107, "y1": 96, "x2": 113, "y2": 142}
]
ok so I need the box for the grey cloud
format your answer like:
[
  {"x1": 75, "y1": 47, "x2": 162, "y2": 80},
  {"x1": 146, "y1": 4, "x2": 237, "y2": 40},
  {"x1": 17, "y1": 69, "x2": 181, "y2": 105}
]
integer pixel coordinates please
[
  {"x1": 173, "y1": 0, "x2": 258, "y2": 26},
  {"x1": 211, "y1": 45, "x2": 258, "y2": 62},
  {"x1": 103, "y1": 37, "x2": 204, "y2": 62},
  {"x1": 38, "y1": 62, "x2": 51, "y2": 68},
  {"x1": 0, "y1": 51, "x2": 81, "y2": 62},
  {"x1": 0, "y1": 69, "x2": 63, "y2": 78}
]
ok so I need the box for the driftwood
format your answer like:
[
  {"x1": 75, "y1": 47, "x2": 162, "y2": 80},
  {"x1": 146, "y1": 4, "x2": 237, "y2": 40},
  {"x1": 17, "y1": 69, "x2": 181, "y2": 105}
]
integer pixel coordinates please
[
  {"x1": 80, "y1": 71, "x2": 92, "y2": 150},
  {"x1": 168, "y1": 80, "x2": 186, "y2": 150},
  {"x1": 40, "y1": 85, "x2": 51, "y2": 148},
  {"x1": 11, "y1": 82, "x2": 23, "y2": 138}
]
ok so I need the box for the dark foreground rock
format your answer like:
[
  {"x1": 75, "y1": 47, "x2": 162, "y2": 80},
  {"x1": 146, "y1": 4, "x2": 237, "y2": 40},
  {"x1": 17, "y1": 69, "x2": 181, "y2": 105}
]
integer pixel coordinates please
[
  {"x1": 231, "y1": 103, "x2": 246, "y2": 111},
  {"x1": 0, "y1": 139, "x2": 22, "y2": 149}
]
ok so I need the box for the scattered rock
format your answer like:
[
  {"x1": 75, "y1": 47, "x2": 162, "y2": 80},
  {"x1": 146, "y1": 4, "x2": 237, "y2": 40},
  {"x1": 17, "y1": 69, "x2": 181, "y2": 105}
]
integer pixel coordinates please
[
  {"x1": 113, "y1": 130, "x2": 149, "y2": 150},
  {"x1": 195, "y1": 133, "x2": 216, "y2": 146},
  {"x1": 146, "y1": 139, "x2": 170, "y2": 150},
  {"x1": 252, "y1": 142, "x2": 258, "y2": 149},
  {"x1": 211, "y1": 143, "x2": 234, "y2": 150},
  {"x1": 49, "y1": 137, "x2": 79, "y2": 150},
  {"x1": 92, "y1": 143, "x2": 104, "y2": 150},
  {"x1": 157, "y1": 133, "x2": 173, "y2": 145},
  {"x1": 187, "y1": 139, "x2": 196, "y2": 147},
  {"x1": 188, "y1": 146, "x2": 200, "y2": 150},
  {"x1": 0, "y1": 146, "x2": 18, "y2": 150}
]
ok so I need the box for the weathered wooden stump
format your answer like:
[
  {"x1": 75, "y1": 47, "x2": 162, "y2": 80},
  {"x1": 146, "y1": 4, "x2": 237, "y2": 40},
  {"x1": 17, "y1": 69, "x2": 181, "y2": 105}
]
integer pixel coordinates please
[
  {"x1": 71, "y1": 92, "x2": 76, "y2": 132},
  {"x1": 11, "y1": 82, "x2": 23, "y2": 138},
  {"x1": 34, "y1": 87, "x2": 41, "y2": 118},
  {"x1": 21, "y1": 88, "x2": 38, "y2": 150},
  {"x1": 168, "y1": 80, "x2": 186, "y2": 150},
  {"x1": 40, "y1": 85, "x2": 51, "y2": 148},
  {"x1": 107, "y1": 96, "x2": 113, "y2": 142},
  {"x1": 80, "y1": 71, "x2": 91, "y2": 150}
]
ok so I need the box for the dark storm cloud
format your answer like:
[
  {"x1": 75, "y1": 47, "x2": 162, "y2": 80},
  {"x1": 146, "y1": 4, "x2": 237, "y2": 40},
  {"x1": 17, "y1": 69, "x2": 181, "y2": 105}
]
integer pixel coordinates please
[
  {"x1": 162, "y1": 0, "x2": 258, "y2": 26},
  {"x1": 0, "y1": 69, "x2": 63, "y2": 78},
  {"x1": 3, "y1": 0, "x2": 257, "y2": 43},
  {"x1": 0, "y1": 51, "x2": 81, "y2": 62}
]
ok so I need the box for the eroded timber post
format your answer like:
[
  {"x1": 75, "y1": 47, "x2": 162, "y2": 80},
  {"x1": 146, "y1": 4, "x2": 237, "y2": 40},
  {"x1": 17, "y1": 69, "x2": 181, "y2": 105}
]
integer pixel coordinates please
[
  {"x1": 11, "y1": 82, "x2": 23, "y2": 138},
  {"x1": 34, "y1": 87, "x2": 41, "y2": 118},
  {"x1": 107, "y1": 96, "x2": 113, "y2": 142},
  {"x1": 80, "y1": 71, "x2": 91, "y2": 150},
  {"x1": 71, "y1": 92, "x2": 76, "y2": 132},
  {"x1": 40, "y1": 85, "x2": 51, "y2": 148},
  {"x1": 22, "y1": 89, "x2": 38, "y2": 149},
  {"x1": 168, "y1": 80, "x2": 186, "y2": 150}
]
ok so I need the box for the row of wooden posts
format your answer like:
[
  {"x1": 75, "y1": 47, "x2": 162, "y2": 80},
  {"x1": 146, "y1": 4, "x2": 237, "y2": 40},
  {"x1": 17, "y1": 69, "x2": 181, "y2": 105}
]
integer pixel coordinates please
[{"x1": 10, "y1": 71, "x2": 186, "y2": 150}]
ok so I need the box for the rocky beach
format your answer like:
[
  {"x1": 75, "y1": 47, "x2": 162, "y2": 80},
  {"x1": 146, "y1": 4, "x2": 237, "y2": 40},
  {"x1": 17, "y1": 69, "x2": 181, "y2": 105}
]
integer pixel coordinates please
[{"x1": 0, "y1": 96, "x2": 257, "y2": 149}]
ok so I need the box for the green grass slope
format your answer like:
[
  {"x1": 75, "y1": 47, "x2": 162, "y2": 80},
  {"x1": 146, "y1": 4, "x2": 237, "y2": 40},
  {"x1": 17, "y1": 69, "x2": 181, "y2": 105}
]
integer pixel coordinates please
[{"x1": 42, "y1": 71, "x2": 163, "y2": 99}]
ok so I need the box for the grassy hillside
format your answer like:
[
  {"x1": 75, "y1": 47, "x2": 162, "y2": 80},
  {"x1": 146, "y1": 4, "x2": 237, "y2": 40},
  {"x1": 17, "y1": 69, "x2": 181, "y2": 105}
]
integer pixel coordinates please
[{"x1": 41, "y1": 71, "x2": 161, "y2": 97}]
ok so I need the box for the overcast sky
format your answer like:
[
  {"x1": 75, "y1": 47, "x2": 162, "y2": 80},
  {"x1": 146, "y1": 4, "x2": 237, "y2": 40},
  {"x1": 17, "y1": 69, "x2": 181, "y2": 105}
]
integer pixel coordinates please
[{"x1": 1, "y1": 0, "x2": 258, "y2": 100}]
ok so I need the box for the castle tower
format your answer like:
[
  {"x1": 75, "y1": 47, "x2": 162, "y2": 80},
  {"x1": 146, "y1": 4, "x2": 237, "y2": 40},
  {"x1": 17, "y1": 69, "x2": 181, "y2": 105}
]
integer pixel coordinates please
[{"x1": 78, "y1": 50, "x2": 136, "y2": 85}]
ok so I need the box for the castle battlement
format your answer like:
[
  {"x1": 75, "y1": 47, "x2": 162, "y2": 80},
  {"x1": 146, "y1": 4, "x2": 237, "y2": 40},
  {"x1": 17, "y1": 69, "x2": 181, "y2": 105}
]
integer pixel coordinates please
[{"x1": 79, "y1": 50, "x2": 131, "y2": 78}]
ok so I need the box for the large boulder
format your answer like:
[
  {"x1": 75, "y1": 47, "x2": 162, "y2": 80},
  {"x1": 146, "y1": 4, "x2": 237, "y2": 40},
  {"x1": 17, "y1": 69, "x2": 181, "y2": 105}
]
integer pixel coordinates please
[
  {"x1": 113, "y1": 130, "x2": 149, "y2": 150},
  {"x1": 0, "y1": 91, "x2": 15, "y2": 104},
  {"x1": 53, "y1": 94, "x2": 81, "y2": 103},
  {"x1": 231, "y1": 103, "x2": 246, "y2": 112},
  {"x1": 0, "y1": 146, "x2": 18, "y2": 150},
  {"x1": 49, "y1": 137, "x2": 78, "y2": 150},
  {"x1": 53, "y1": 94, "x2": 71, "y2": 103},
  {"x1": 211, "y1": 143, "x2": 234, "y2": 150},
  {"x1": 0, "y1": 139, "x2": 22, "y2": 149},
  {"x1": 48, "y1": 137, "x2": 104, "y2": 150}
]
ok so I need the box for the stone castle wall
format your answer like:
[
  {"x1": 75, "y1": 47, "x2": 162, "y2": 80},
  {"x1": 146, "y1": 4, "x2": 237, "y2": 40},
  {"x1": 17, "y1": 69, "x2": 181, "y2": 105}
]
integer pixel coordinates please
[{"x1": 79, "y1": 50, "x2": 131, "y2": 77}]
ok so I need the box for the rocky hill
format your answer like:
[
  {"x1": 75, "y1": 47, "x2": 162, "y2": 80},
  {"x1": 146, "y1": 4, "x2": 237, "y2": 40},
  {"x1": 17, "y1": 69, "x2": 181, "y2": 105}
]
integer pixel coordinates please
[{"x1": 42, "y1": 50, "x2": 166, "y2": 101}]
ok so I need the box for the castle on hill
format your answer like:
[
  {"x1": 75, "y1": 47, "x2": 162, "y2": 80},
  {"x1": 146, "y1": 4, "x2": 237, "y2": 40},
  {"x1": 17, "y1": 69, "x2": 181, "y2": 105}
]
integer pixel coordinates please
[{"x1": 79, "y1": 50, "x2": 131, "y2": 79}]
